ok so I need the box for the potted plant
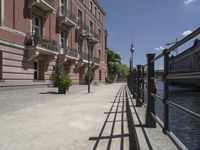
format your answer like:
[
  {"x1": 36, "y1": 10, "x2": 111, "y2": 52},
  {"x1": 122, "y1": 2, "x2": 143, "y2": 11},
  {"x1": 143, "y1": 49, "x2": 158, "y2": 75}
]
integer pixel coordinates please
[{"x1": 57, "y1": 72, "x2": 72, "y2": 94}]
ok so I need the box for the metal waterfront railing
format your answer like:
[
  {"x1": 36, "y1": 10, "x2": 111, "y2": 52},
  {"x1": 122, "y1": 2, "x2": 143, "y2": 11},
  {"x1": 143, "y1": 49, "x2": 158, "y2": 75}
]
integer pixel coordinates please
[{"x1": 127, "y1": 27, "x2": 200, "y2": 149}]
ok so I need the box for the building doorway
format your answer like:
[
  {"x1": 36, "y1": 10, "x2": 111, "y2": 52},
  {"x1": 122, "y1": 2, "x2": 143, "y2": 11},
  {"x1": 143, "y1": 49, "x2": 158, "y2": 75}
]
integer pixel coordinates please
[{"x1": 99, "y1": 70, "x2": 102, "y2": 81}]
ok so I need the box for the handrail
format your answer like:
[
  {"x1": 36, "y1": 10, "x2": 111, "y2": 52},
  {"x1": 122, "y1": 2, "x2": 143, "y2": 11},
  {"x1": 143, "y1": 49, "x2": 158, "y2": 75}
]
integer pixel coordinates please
[{"x1": 127, "y1": 26, "x2": 200, "y2": 149}]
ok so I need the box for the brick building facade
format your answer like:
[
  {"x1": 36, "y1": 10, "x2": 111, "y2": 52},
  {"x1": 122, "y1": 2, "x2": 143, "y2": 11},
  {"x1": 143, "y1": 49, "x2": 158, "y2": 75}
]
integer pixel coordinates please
[{"x1": 0, "y1": 0, "x2": 108, "y2": 87}]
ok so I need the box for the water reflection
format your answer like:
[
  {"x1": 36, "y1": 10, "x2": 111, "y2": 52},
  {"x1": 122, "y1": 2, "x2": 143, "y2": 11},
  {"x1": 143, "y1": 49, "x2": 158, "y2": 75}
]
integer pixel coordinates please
[{"x1": 144, "y1": 82, "x2": 200, "y2": 149}]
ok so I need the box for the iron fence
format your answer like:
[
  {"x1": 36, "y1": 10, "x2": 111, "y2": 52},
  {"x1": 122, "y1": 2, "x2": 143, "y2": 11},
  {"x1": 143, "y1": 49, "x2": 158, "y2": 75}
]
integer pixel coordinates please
[{"x1": 127, "y1": 27, "x2": 200, "y2": 149}]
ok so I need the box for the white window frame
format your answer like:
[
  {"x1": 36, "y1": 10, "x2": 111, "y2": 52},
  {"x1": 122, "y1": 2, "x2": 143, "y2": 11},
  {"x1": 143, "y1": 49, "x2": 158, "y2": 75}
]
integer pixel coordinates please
[
  {"x1": 89, "y1": 20, "x2": 93, "y2": 33},
  {"x1": 77, "y1": 39, "x2": 82, "y2": 58},
  {"x1": 61, "y1": 0, "x2": 67, "y2": 16},
  {"x1": 60, "y1": 29, "x2": 67, "y2": 48},
  {"x1": 32, "y1": 15, "x2": 42, "y2": 37},
  {"x1": 77, "y1": 9, "x2": 82, "y2": 27},
  {"x1": 0, "y1": 0, "x2": 4, "y2": 26}
]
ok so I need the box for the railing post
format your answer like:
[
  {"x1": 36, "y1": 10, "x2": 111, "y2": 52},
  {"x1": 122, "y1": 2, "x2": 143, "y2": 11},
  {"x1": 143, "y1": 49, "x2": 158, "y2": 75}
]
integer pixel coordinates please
[
  {"x1": 163, "y1": 50, "x2": 169, "y2": 133},
  {"x1": 145, "y1": 54, "x2": 156, "y2": 127},
  {"x1": 136, "y1": 65, "x2": 142, "y2": 107},
  {"x1": 141, "y1": 66, "x2": 145, "y2": 104},
  {"x1": 133, "y1": 69, "x2": 136, "y2": 98}
]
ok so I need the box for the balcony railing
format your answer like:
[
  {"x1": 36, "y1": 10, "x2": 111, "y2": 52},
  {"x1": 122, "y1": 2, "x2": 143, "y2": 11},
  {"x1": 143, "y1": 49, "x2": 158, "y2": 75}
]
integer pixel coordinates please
[
  {"x1": 77, "y1": 21, "x2": 89, "y2": 32},
  {"x1": 25, "y1": 32, "x2": 59, "y2": 52},
  {"x1": 82, "y1": 53, "x2": 88, "y2": 60},
  {"x1": 63, "y1": 47, "x2": 78, "y2": 58},
  {"x1": 43, "y1": 0, "x2": 54, "y2": 7},
  {"x1": 94, "y1": 32, "x2": 99, "y2": 40},
  {"x1": 28, "y1": 0, "x2": 55, "y2": 12},
  {"x1": 94, "y1": 57, "x2": 100, "y2": 64},
  {"x1": 58, "y1": 7, "x2": 77, "y2": 25}
]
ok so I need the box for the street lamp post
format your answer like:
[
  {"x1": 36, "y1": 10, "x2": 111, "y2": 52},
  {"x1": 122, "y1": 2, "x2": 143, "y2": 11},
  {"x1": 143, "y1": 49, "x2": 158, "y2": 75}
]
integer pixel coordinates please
[
  {"x1": 86, "y1": 33, "x2": 93, "y2": 93},
  {"x1": 130, "y1": 43, "x2": 135, "y2": 72},
  {"x1": 87, "y1": 40, "x2": 91, "y2": 93}
]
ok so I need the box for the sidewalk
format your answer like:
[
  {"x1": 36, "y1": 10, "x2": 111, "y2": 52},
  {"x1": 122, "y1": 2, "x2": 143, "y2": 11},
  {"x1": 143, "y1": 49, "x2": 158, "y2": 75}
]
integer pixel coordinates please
[{"x1": 0, "y1": 83, "x2": 130, "y2": 150}]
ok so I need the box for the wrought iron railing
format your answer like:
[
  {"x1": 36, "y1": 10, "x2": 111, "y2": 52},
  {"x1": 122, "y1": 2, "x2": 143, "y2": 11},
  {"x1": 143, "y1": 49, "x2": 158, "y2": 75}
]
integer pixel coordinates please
[
  {"x1": 58, "y1": 7, "x2": 77, "y2": 24},
  {"x1": 93, "y1": 32, "x2": 99, "y2": 40},
  {"x1": 127, "y1": 27, "x2": 200, "y2": 149},
  {"x1": 25, "y1": 32, "x2": 58, "y2": 52},
  {"x1": 94, "y1": 57, "x2": 100, "y2": 64},
  {"x1": 65, "y1": 47, "x2": 78, "y2": 58},
  {"x1": 77, "y1": 21, "x2": 89, "y2": 32},
  {"x1": 82, "y1": 53, "x2": 88, "y2": 60},
  {"x1": 43, "y1": 0, "x2": 54, "y2": 7}
]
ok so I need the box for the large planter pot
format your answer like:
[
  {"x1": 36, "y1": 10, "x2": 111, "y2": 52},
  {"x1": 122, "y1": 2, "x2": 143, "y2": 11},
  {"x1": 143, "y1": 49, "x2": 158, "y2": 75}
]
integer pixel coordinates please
[{"x1": 58, "y1": 86, "x2": 66, "y2": 94}]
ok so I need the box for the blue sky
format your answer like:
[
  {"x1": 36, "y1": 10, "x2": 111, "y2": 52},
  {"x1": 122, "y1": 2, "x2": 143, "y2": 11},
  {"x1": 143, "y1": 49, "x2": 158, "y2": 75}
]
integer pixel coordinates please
[{"x1": 99, "y1": 0, "x2": 200, "y2": 68}]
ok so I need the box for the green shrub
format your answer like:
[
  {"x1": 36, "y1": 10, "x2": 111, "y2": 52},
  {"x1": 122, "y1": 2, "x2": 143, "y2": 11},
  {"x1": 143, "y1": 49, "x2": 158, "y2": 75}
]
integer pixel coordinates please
[{"x1": 57, "y1": 73, "x2": 72, "y2": 88}]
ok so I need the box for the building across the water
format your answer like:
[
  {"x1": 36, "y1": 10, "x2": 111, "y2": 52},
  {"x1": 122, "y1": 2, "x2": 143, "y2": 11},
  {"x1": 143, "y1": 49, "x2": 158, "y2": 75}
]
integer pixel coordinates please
[
  {"x1": 169, "y1": 39, "x2": 200, "y2": 87},
  {"x1": 0, "y1": 0, "x2": 108, "y2": 87}
]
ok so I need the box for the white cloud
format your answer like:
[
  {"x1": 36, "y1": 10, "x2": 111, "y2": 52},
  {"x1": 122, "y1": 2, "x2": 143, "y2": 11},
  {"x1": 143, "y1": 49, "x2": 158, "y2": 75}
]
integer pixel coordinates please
[
  {"x1": 184, "y1": 0, "x2": 197, "y2": 5},
  {"x1": 155, "y1": 46, "x2": 164, "y2": 51},
  {"x1": 182, "y1": 30, "x2": 192, "y2": 37}
]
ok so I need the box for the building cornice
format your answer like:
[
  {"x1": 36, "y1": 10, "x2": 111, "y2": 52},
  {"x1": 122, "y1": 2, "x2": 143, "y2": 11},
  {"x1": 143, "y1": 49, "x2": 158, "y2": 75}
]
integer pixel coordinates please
[
  {"x1": 74, "y1": 0, "x2": 105, "y2": 29},
  {"x1": 0, "y1": 39, "x2": 25, "y2": 50},
  {"x1": 93, "y1": 0, "x2": 106, "y2": 15}
]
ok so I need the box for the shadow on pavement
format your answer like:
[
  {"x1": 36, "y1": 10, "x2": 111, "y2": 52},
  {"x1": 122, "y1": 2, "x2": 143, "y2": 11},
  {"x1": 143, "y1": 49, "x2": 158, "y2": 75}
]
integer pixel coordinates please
[
  {"x1": 39, "y1": 91, "x2": 58, "y2": 94},
  {"x1": 89, "y1": 87, "x2": 136, "y2": 150}
]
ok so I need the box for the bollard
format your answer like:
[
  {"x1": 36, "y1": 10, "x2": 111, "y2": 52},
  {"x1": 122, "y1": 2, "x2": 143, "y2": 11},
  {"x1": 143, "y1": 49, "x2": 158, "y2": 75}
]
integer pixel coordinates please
[
  {"x1": 163, "y1": 50, "x2": 169, "y2": 133},
  {"x1": 136, "y1": 65, "x2": 142, "y2": 107},
  {"x1": 145, "y1": 54, "x2": 156, "y2": 127}
]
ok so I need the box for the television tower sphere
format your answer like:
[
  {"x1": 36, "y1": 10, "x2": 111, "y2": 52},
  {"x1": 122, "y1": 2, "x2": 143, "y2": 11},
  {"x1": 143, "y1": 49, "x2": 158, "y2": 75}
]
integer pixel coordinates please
[{"x1": 130, "y1": 44, "x2": 135, "y2": 53}]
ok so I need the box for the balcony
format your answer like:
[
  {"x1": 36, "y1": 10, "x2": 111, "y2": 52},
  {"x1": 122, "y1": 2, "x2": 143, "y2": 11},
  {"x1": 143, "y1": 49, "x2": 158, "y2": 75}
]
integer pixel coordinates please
[
  {"x1": 94, "y1": 57, "x2": 100, "y2": 64},
  {"x1": 87, "y1": 31, "x2": 99, "y2": 44},
  {"x1": 57, "y1": 7, "x2": 77, "y2": 27},
  {"x1": 28, "y1": 0, "x2": 55, "y2": 13},
  {"x1": 76, "y1": 22, "x2": 89, "y2": 38},
  {"x1": 59, "y1": 46, "x2": 78, "y2": 60},
  {"x1": 25, "y1": 32, "x2": 59, "y2": 60},
  {"x1": 82, "y1": 53, "x2": 88, "y2": 61}
]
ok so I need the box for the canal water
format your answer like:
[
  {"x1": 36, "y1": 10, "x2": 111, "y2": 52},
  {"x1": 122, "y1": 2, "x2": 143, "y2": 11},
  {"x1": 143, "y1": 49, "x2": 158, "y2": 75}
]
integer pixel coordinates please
[{"x1": 144, "y1": 82, "x2": 200, "y2": 149}]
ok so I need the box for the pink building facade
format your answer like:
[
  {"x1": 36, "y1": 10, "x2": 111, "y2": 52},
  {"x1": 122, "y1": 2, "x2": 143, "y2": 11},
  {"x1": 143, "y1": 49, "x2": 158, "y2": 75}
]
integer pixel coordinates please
[{"x1": 0, "y1": 0, "x2": 107, "y2": 87}]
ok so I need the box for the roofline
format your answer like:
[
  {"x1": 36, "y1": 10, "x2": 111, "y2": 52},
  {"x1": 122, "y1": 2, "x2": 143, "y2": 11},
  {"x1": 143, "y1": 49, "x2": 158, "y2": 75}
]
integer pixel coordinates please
[
  {"x1": 93, "y1": 0, "x2": 106, "y2": 15},
  {"x1": 172, "y1": 39, "x2": 200, "y2": 59}
]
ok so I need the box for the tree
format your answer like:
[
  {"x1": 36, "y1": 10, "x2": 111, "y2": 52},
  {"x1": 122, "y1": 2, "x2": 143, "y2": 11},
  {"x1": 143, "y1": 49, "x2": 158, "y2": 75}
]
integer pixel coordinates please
[{"x1": 106, "y1": 49, "x2": 129, "y2": 83}]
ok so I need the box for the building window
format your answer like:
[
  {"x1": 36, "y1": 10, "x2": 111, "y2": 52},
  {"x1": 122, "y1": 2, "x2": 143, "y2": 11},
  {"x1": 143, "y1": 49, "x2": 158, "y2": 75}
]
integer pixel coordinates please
[
  {"x1": 78, "y1": 9, "x2": 82, "y2": 27},
  {"x1": 99, "y1": 70, "x2": 102, "y2": 81},
  {"x1": 98, "y1": 49, "x2": 101, "y2": 60},
  {"x1": 61, "y1": 30, "x2": 67, "y2": 48},
  {"x1": 90, "y1": 1, "x2": 93, "y2": 12},
  {"x1": 89, "y1": 21, "x2": 93, "y2": 33},
  {"x1": 77, "y1": 39, "x2": 82, "y2": 58},
  {"x1": 0, "y1": 0, "x2": 1, "y2": 25},
  {"x1": 61, "y1": 0, "x2": 67, "y2": 16},
  {"x1": 34, "y1": 61, "x2": 39, "y2": 80},
  {"x1": 98, "y1": 29, "x2": 101, "y2": 42},
  {"x1": 95, "y1": 7, "x2": 97, "y2": 17},
  {"x1": 34, "y1": 60, "x2": 44, "y2": 80},
  {"x1": 0, "y1": 51, "x2": 2, "y2": 80},
  {"x1": 105, "y1": 52, "x2": 107, "y2": 64},
  {"x1": 32, "y1": 15, "x2": 42, "y2": 39},
  {"x1": 98, "y1": 12, "x2": 100, "y2": 20}
]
